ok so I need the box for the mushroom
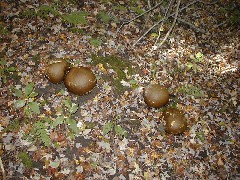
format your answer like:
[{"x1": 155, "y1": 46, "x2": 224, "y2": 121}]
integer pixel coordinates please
[
  {"x1": 143, "y1": 84, "x2": 169, "y2": 108},
  {"x1": 46, "y1": 60, "x2": 68, "y2": 84},
  {"x1": 163, "y1": 108, "x2": 187, "y2": 134},
  {"x1": 64, "y1": 67, "x2": 96, "y2": 95}
]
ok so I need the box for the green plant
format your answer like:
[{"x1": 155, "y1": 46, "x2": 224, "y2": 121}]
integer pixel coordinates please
[
  {"x1": 196, "y1": 131, "x2": 205, "y2": 142},
  {"x1": 18, "y1": 152, "x2": 33, "y2": 169},
  {"x1": 0, "y1": 59, "x2": 16, "y2": 83},
  {"x1": 69, "y1": 27, "x2": 84, "y2": 34},
  {"x1": 20, "y1": 9, "x2": 37, "y2": 18},
  {"x1": 89, "y1": 38, "x2": 102, "y2": 47},
  {"x1": 130, "y1": 6, "x2": 144, "y2": 14},
  {"x1": 37, "y1": 5, "x2": 61, "y2": 18},
  {"x1": 32, "y1": 120, "x2": 51, "y2": 147},
  {"x1": 0, "y1": 24, "x2": 9, "y2": 35},
  {"x1": 21, "y1": 5, "x2": 60, "y2": 19},
  {"x1": 103, "y1": 116, "x2": 127, "y2": 138},
  {"x1": 4, "y1": 119, "x2": 21, "y2": 132},
  {"x1": 190, "y1": 52, "x2": 203, "y2": 63},
  {"x1": 186, "y1": 52, "x2": 204, "y2": 72},
  {"x1": 91, "y1": 55, "x2": 135, "y2": 93},
  {"x1": 51, "y1": 98, "x2": 79, "y2": 134},
  {"x1": 113, "y1": 5, "x2": 128, "y2": 12},
  {"x1": 62, "y1": 11, "x2": 89, "y2": 25},
  {"x1": 97, "y1": 11, "x2": 111, "y2": 24},
  {"x1": 178, "y1": 84, "x2": 205, "y2": 98},
  {"x1": 14, "y1": 82, "x2": 40, "y2": 116}
]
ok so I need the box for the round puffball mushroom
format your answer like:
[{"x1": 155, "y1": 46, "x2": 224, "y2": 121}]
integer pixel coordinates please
[
  {"x1": 163, "y1": 108, "x2": 187, "y2": 134},
  {"x1": 143, "y1": 84, "x2": 169, "y2": 108},
  {"x1": 64, "y1": 67, "x2": 96, "y2": 95},
  {"x1": 46, "y1": 60, "x2": 68, "y2": 84}
]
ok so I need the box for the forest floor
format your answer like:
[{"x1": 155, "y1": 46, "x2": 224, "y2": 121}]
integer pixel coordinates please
[{"x1": 0, "y1": 0, "x2": 239, "y2": 179}]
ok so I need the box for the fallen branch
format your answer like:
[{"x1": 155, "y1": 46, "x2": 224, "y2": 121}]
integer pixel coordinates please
[
  {"x1": 154, "y1": 0, "x2": 175, "y2": 46},
  {"x1": 176, "y1": 17, "x2": 206, "y2": 33},
  {"x1": 132, "y1": 0, "x2": 200, "y2": 47},
  {"x1": 157, "y1": 0, "x2": 181, "y2": 48},
  {"x1": 0, "y1": 156, "x2": 6, "y2": 180}
]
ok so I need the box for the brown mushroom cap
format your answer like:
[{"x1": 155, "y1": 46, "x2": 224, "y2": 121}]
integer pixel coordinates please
[
  {"x1": 163, "y1": 108, "x2": 187, "y2": 134},
  {"x1": 143, "y1": 84, "x2": 169, "y2": 108},
  {"x1": 46, "y1": 60, "x2": 68, "y2": 84},
  {"x1": 64, "y1": 67, "x2": 97, "y2": 95}
]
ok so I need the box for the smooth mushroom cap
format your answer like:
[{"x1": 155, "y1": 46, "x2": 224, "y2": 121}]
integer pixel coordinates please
[
  {"x1": 144, "y1": 84, "x2": 169, "y2": 108},
  {"x1": 163, "y1": 108, "x2": 187, "y2": 134},
  {"x1": 46, "y1": 60, "x2": 68, "y2": 84},
  {"x1": 64, "y1": 67, "x2": 97, "y2": 95}
]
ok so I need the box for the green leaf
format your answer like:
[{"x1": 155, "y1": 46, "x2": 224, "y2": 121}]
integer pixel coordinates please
[
  {"x1": 63, "y1": 99, "x2": 72, "y2": 109},
  {"x1": 195, "y1": 52, "x2": 203, "y2": 62},
  {"x1": 103, "y1": 122, "x2": 113, "y2": 135},
  {"x1": 15, "y1": 100, "x2": 26, "y2": 108},
  {"x1": 66, "y1": 118, "x2": 79, "y2": 134},
  {"x1": 33, "y1": 121, "x2": 51, "y2": 147},
  {"x1": 49, "y1": 159, "x2": 60, "y2": 168},
  {"x1": 0, "y1": 59, "x2": 7, "y2": 66},
  {"x1": 42, "y1": 135, "x2": 51, "y2": 147},
  {"x1": 196, "y1": 131, "x2": 205, "y2": 142},
  {"x1": 70, "y1": 104, "x2": 78, "y2": 115},
  {"x1": 14, "y1": 89, "x2": 23, "y2": 98},
  {"x1": 186, "y1": 62, "x2": 194, "y2": 71},
  {"x1": 29, "y1": 91, "x2": 38, "y2": 98},
  {"x1": 151, "y1": 33, "x2": 158, "y2": 38},
  {"x1": 114, "y1": 125, "x2": 126, "y2": 137},
  {"x1": 25, "y1": 82, "x2": 34, "y2": 96},
  {"x1": 59, "y1": 89, "x2": 65, "y2": 95},
  {"x1": 7, "y1": 67, "x2": 16, "y2": 72},
  {"x1": 28, "y1": 102, "x2": 40, "y2": 114},
  {"x1": 52, "y1": 116, "x2": 64, "y2": 127},
  {"x1": 89, "y1": 38, "x2": 102, "y2": 47}
]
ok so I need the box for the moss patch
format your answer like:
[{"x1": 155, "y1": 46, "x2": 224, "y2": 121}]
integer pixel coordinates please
[
  {"x1": 91, "y1": 55, "x2": 135, "y2": 93},
  {"x1": 18, "y1": 152, "x2": 33, "y2": 169}
]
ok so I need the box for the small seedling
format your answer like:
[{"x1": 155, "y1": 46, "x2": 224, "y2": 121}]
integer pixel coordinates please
[
  {"x1": 18, "y1": 152, "x2": 33, "y2": 169},
  {"x1": 178, "y1": 84, "x2": 205, "y2": 98},
  {"x1": 89, "y1": 38, "x2": 102, "y2": 47},
  {"x1": 190, "y1": 52, "x2": 204, "y2": 63},
  {"x1": 0, "y1": 59, "x2": 16, "y2": 83},
  {"x1": 14, "y1": 82, "x2": 40, "y2": 116},
  {"x1": 97, "y1": 11, "x2": 111, "y2": 24},
  {"x1": 103, "y1": 117, "x2": 127, "y2": 138},
  {"x1": 186, "y1": 52, "x2": 204, "y2": 72},
  {"x1": 0, "y1": 24, "x2": 9, "y2": 35},
  {"x1": 32, "y1": 120, "x2": 51, "y2": 147},
  {"x1": 62, "y1": 11, "x2": 89, "y2": 25},
  {"x1": 52, "y1": 98, "x2": 79, "y2": 134}
]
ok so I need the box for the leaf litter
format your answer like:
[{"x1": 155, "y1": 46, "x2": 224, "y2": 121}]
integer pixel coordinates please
[{"x1": 0, "y1": 0, "x2": 239, "y2": 179}]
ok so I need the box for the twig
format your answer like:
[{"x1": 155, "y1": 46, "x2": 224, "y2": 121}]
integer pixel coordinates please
[
  {"x1": 132, "y1": 0, "x2": 200, "y2": 47},
  {"x1": 154, "y1": 0, "x2": 175, "y2": 45},
  {"x1": 157, "y1": 0, "x2": 181, "y2": 48},
  {"x1": 176, "y1": 17, "x2": 205, "y2": 33},
  {"x1": 116, "y1": 0, "x2": 164, "y2": 34},
  {"x1": 0, "y1": 156, "x2": 6, "y2": 180}
]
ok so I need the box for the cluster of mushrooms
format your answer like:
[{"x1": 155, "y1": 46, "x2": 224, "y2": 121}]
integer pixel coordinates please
[
  {"x1": 46, "y1": 59, "x2": 96, "y2": 95},
  {"x1": 46, "y1": 60, "x2": 187, "y2": 135},
  {"x1": 143, "y1": 84, "x2": 187, "y2": 134}
]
